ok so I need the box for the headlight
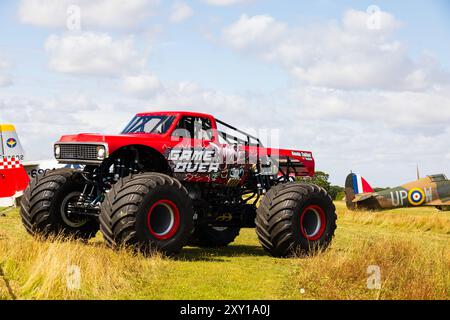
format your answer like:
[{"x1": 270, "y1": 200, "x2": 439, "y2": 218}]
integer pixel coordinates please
[
  {"x1": 97, "y1": 146, "x2": 106, "y2": 160},
  {"x1": 54, "y1": 145, "x2": 61, "y2": 158}
]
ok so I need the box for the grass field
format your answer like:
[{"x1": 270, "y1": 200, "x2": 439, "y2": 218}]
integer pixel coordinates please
[{"x1": 0, "y1": 202, "x2": 449, "y2": 300}]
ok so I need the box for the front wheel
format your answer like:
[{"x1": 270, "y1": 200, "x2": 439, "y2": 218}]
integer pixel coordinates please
[
  {"x1": 256, "y1": 182, "x2": 337, "y2": 258},
  {"x1": 100, "y1": 173, "x2": 194, "y2": 255},
  {"x1": 20, "y1": 169, "x2": 99, "y2": 240}
]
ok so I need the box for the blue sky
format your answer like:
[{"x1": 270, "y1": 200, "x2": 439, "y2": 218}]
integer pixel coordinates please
[
  {"x1": 2, "y1": 0, "x2": 450, "y2": 93},
  {"x1": 0, "y1": 0, "x2": 449, "y2": 186}
]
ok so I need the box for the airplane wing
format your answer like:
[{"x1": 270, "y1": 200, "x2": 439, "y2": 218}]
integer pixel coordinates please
[
  {"x1": 23, "y1": 161, "x2": 40, "y2": 167},
  {"x1": 23, "y1": 161, "x2": 40, "y2": 171},
  {"x1": 352, "y1": 193, "x2": 376, "y2": 203},
  {"x1": 425, "y1": 199, "x2": 450, "y2": 206},
  {"x1": 23, "y1": 160, "x2": 71, "y2": 178}
]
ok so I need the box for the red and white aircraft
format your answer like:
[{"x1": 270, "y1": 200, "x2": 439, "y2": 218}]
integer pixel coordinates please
[{"x1": 0, "y1": 124, "x2": 70, "y2": 207}]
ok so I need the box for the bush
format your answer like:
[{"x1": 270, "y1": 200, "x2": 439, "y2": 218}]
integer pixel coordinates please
[{"x1": 297, "y1": 171, "x2": 344, "y2": 200}]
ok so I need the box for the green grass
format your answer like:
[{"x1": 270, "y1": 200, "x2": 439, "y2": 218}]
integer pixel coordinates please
[{"x1": 0, "y1": 203, "x2": 449, "y2": 300}]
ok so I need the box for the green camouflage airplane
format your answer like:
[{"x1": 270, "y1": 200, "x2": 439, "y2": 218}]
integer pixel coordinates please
[{"x1": 345, "y1": 173, "x2": 450, "y2": 211}]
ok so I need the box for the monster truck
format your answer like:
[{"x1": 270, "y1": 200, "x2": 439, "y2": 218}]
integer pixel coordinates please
[{"x1": 20, "y1": 111, "x2": 336, "y2": 257}]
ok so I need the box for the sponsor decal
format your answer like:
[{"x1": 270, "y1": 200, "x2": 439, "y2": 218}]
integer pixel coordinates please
[
  {"x1": 6, "y1": 138, "x2": 17, "y2": 148},
  {"x1": 216, "y1": 212, "x2": 232, "y2": 222},
  {"x1": 226, "y1": 167, "x2": 245, "y2": 186},
  {"x1": 168, "y1": 148, "x2": 220, "y2": 173},
  {"x1": 292, "y1": 151, "x2": 312, "y2": 160},
  {"x1": 229, "y1": 167, "x2": 244, "y2": 179},
  {"x1": 210, "y1": 171, "x2": 221, "y2": 181}
]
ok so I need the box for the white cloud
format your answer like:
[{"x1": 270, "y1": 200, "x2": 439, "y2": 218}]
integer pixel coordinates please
[
  {"x1": 1, "y1": 77, "x2": 450, "y2": 186},
  {"x1": 223, "y1": 14, "x2": 286, "y2": 50},
  {"x1": 0, "y1": 58, "x2": 13, "y2": 87},
  {"x1": 286, "y1": 86, "x2": 450, "y2": 132},
  {"x1": 19, "y1": 0, "x2": 160, "y2": 29},
  {"x1": 6, "y1": 5, "x2": 450, "y2": 185},
  {"x1": 203, "y1": 0, "x2": 251, "y2": 6},
  {"x1": 169, "y1": 2, "x2": 194, "y2": 23},
  {"x1": 223, "y1": 10, "x2": 449, "y2": 91},
  {"x1": 145, "y1": 80, "x2": 450, "y2": 186},
  {"x1": 0, "y1": 94, "x2": 134, "y2": 159},
  {"x1": 0, "y1": 76, "x2": 12, "y2": 87},
  {"x1": 45, "y1": 32, "x2": 147, "y2": 77},
  {"x1": 123, "y1": 74, "x2": 162, "y2": 98}
]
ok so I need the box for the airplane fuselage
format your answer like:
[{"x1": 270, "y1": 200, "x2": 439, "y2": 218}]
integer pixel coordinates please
[{"x1": 347, "y1": 174, "x2": 450, "y2": 211}]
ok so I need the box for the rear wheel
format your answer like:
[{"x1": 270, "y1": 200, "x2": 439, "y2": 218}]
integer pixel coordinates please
[
  {"x1": 100, "y1": 173, "x2": 194, "y2": 255},
  {"x1": 20, "y1": 169, "x2": 99, "y2": 240},
  {"x1": 190, "y1": 225, "x2": 240, "y2": 248},
  {"x1": 256, "y1": 182, "x2": 337, "y2": 257}
]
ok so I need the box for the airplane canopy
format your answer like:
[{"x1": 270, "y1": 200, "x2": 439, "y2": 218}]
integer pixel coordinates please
[{"x1": 427, "y1": 174, "x2": 448, "y2": 182}]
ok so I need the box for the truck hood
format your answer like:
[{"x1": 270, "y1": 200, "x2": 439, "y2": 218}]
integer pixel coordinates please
[{"x1": 57, "y1": 133, "x2": 168, "y2": 154}]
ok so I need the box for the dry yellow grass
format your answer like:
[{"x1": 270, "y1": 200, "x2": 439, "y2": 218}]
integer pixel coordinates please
[
  {"x1": 0, "y1": 202, "x2": 449, "y2": 300},
  {"x1": 341, "y1": 207, "x2": 450, "y2": 234},
  {"x1": 294, "y1": 237, "x2": 449, "y2": 300},
  {"x1": 296, "y1": 202, "x2": 450, "y2": 300},
  {"x1": 0, "y1": 235, "x2": 169, "y2": 300}
]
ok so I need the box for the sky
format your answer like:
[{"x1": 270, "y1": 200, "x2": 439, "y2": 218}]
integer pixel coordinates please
[{"x1": 0, "y1": 0, "x2": 449, "y2": 186}]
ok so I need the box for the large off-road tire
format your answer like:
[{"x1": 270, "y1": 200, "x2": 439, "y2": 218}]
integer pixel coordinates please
[
  {"x1": 189, "y1": 225, "x2": 240, "y2": 248},
  {"x1": 20, "y1": 168, "x2": 99, "y2": 240},
  {"x1": 100, "y1": 173, "x2": 194, "y2": 255},
  {"x1": 256, "y1": 182, "x2": 337, "y2": 258}
]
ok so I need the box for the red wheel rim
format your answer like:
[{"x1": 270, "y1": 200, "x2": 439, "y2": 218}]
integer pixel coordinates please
[
  {"x1": 300, "y1": 205, "x2": 326, "y2": 241},
  {"x1": 147, "y1": 199, "x2": 180, "y2": 240}
]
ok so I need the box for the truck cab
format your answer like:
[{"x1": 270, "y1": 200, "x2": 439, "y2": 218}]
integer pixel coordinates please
[{"x1": 55, "y1": 111, "x2": 315, "y2": 187}]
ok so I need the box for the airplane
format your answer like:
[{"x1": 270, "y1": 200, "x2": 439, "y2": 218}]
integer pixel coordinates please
[
  {"x1": 345, "y1": 172, "x2": 450, "y2": 211},
  {"x1": 0, "y1": 124, "x2": 78, "y2": 207}
]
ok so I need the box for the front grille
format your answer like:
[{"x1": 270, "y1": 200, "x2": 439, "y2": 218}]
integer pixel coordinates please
[{"x1": 60, "y1": 144, "x2": 99, "y2": 161}]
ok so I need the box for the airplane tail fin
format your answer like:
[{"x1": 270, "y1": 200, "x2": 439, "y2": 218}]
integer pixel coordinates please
[
  {"x1": 345, "y1": 173, "x2": 374, "y2": 210},
  {"x1": 0, "y1": 124, "x2": 25, "y2": 159},
  {"x1": 0, "y1": 124, "x2": 29, "y2": 200}
]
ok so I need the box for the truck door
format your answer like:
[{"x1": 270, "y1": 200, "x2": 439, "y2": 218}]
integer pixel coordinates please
[{"x1": 169, "y1": 116, "x2": 219, "y2": 182}]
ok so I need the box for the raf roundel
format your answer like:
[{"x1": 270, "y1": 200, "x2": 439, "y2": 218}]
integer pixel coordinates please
[
  {"x1": 6, "y1": 138, "x2": 17, "y2": 148},
  {"x1": 408, "y1": 188, "x2": 425, "y2": 206}
]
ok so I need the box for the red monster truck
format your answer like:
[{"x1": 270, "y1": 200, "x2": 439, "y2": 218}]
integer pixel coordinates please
[{"x1": 20, "y1": 111, "x2": 336, "y2": 257}]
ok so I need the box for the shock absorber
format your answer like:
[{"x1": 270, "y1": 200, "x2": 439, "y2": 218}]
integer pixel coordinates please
[
  {"x1": 78, "y1": 184, "x2": 89, "y2": 202},
  {"x1": 128, "y1": 159, "x2": 139, "y2": 174},
  {"x1": 133, "y1": 159, "x2": 139, "y2": 173},
  {"x1": 116, "y1": 158, "x2": 125, "y2": 177}
]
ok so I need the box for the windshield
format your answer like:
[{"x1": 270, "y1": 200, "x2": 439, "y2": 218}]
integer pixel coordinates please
[{"x1": 122, "y1": 115, "x2": 175, "y2": 134}]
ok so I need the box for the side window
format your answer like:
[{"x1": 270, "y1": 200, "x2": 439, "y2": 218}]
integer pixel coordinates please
[
  {"x1": 172, "y1": 117, "x2": 194, "y2": 138},
  {"x1": 195, "y1": 117, "x2": 213, "y2": 140},
  {"x1": 172, "y1": 117, "x2": 213, "y2": 140}
]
